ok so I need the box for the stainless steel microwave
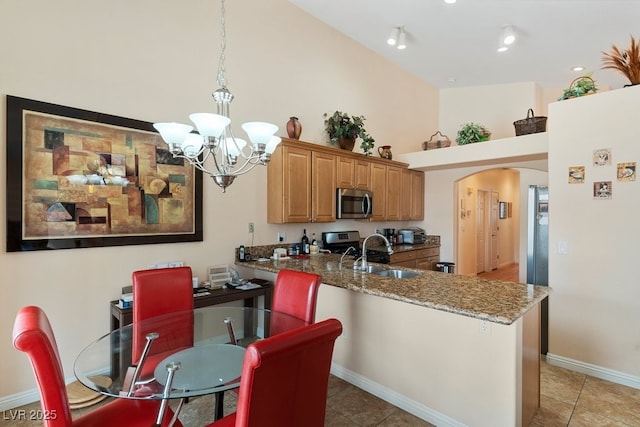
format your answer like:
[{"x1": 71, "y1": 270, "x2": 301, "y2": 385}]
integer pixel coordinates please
[{"x1": 336, "y1": 188, "x2": 373, "y2": 219}]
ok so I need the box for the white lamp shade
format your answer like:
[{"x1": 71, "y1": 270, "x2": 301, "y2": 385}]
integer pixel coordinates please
[
  {"x1": 265, "y1": 136, "x2": 282, "y2": 154},
  {"x1": 153, "y1": 122, "x2": 193, "y2": 145},
  {"x1": 189, "y1": 113, "x2": 231, "y2": 138},
  {"x1": 180, "y1": 133, "x2": 205, "y2": 157},
  {"x1": 225, "y1": 137, "x2": 247, "y2": 156},
  {"x1": 242, "y1": 122, "x2": 278, "y2": 145}
]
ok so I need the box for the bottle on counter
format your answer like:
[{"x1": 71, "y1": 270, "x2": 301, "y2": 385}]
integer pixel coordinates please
[
  {"x1": 301, "y1": 229, "x2": 310, "y2": 254},
  {"x1": 310, "y1": 233, "x2": 319, "y2": 255}
]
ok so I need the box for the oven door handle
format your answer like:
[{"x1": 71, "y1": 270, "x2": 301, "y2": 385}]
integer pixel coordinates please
[{"x1": 362, "y1": 193, "x2": 372, "y2": 217}]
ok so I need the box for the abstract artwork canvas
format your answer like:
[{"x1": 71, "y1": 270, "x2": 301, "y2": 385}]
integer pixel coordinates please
[{"x1": 6, "y1": 96, "x2": 203, "y2": 251}]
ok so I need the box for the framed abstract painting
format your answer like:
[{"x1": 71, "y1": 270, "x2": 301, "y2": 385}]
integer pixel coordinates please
[{"x1": 5, "y1": 95, "x2": 203, "y2": 252}]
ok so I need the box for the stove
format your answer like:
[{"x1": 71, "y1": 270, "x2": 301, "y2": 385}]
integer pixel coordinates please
[{"x1": 321, "y1": 231, "x2": 391, "y2": 264}]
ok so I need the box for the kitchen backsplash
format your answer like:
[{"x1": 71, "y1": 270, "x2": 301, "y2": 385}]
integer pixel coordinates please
[{"x1": 235, "y1": 235, "x2": 440, "y2": 260}]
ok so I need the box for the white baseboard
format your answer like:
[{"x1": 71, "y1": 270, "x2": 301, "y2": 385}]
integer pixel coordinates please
[
  {"x1": 0, "y1": 389, "x2": 40, "y2": 412},
  {"x1": 330, "y1": 363, "x2": 467, "y2": 427},
  {"x1": 546, "y1": 353, "x2": 640, "y2": 390}
]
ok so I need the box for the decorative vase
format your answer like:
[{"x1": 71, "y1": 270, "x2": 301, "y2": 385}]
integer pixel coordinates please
[
  {"x1": 286, "y1": 116, "x2": 302, "y2": 140},
  {"x1": 337, "y1": 137, "x2": 356, "y2": 151},
  {"x1": 377, "y1": 145, "x2": 392, "y2": 160}
]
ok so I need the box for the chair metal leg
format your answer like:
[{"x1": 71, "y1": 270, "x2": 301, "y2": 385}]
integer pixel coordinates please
[
  {"x1": 156, "y1": 361, "x2": 180, "y2": 426},
  {"x1": 215, "y1": 391, "x2": 225, "y2": 421},
  {"x1": 224, "y1": 317, "x2": 237, "y2": 345},
  {"x1": 127, "y1": 332, "x2": 159, "y2": 396}
]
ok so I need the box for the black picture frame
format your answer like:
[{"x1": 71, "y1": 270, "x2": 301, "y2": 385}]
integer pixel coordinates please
[{"x1": 6, "y1": 95, "x2": 203, "y2": 252}]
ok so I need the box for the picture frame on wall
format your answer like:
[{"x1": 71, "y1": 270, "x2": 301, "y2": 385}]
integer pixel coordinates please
[
  {"x1": 5, "y1": 95, "x2": 203, "y2": 252},
  {"x1": 499, "y1": 201, "x2": 507, "y2": 219}
]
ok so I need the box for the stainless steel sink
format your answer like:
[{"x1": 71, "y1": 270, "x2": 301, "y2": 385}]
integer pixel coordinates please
[
  {"x1": 374, "y1": 269, "x2": 422, "y2": 279},
  {"x1": 362, "y1": 265, "x2": 386, "y2": 274}
]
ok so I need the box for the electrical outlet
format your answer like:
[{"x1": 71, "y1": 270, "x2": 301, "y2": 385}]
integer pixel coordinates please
[
  {"x1": 248, "y1": 222, "x2": 254, "y2": 233},
  {"x1": 277, "y1": 232, "x2": 285, "y2": 242},
  {"x1": 480, "y1": 320, "x2": 491, "y2": 335}
]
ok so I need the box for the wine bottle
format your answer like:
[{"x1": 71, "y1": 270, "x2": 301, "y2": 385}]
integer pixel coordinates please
[
  {"x1": 311, "y1": 233, "x2": 317, "y2": 246},
  {"x1": 301, "y1": 229, "x2": 310, "y2": 254}
]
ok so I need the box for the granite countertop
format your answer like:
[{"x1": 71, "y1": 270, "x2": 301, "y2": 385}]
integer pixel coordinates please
[{"x1": 237, "y1": 254, "x2": 551, "y2": 325}]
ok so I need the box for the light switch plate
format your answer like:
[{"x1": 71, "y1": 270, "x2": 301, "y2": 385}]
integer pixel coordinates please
[{"x1": 558, "y1": 241, "x2": 568, "y2": 255}]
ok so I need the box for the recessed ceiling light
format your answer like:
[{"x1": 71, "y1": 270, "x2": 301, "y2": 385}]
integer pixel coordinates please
[
  {"x1": 387, "y1": 28, "x2": 399, "y2": 46},
  {"x1": 497, "y1": 46, "x2": 509, "y2": 53},
  {"x1": 444, "y1": 0, "x2": 457, "y2": 4},
  {"x1": 397, "y1": 28, "x2": 407, "y2": 49},
  {"x1": 571, "y1": 66, "x2": 585, "y2": 72},
  {"x1": 502, "y1": 26, "x2": 516, "y2": 45}
]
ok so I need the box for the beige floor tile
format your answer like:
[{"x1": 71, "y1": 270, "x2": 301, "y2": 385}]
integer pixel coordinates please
[
  {"x1": 325, "y1": 407, "x2": 360, "y2": 426},
  {"x1": 569, "y1": 406, "x2": 632, "y2": 427},
  {"x1": 327, "y1": 385, "x2": 397, "y2": 426},
  {"x1": 541, "y1": 361, "x2": 587, "y2": 406},
  {"x1": 529, "y1": 394, "x2": 575, "y2": 426},
  {"x1": 573, "y1": 376, "x2": 640, "y2": 426},
  {"x1": 376, "y1": 410, "x2": 435, "y2": 426}
]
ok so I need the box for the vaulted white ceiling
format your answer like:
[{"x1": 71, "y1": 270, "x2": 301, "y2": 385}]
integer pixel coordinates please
[{"x1": 289, "y1": 0, "x2": 639, "y2": 90}]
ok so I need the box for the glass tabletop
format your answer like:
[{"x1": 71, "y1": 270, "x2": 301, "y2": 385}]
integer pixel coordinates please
[{"x1": 74, "y1": 306, "x2": 308, "y2": 400}]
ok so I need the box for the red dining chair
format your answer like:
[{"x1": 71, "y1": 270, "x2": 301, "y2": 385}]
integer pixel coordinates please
[
  {"x1": 206, "y1": 318, "x2": 343, "y2": 427},
  {"x1": 12, "y1": 305, "x2": 182, "y2": 427},
  {"x1": 270, "y1": 269, "x2": 322, "y2": 335},
  {"x1": 130, "y1": 266, "x2": 194, "y2": 384}
]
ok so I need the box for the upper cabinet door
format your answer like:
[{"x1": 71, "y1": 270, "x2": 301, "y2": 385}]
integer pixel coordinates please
[
  {"x1": 336, "y1": 155, "x2": 355, "y2": 189},
  {"x1": 386, "y1": 165, "x2": 402, "y2": 221},
  {"x1": 268, "y1": 145, "x2": 312, "y2": 223},
  {"x1": 370, "y1": 163, "x2": 386, "y2": 221},
  {"x1": 312, "y1": 151, "x2": 336, "y2": 222},
  {"x1": 355, "y1": 159, "x2": 371, "y2": 190},
  {"x1": 410, "y1": 170, "x2": 425, "y2": 220}
]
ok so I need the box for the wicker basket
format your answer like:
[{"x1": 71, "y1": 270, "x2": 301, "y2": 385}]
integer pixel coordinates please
[
  {"x1": 513, "y1": 108, "x2": 547, "y2": 136},
  {"x1": 422, "y1": 131, "x2": 452, "y2": 150}
]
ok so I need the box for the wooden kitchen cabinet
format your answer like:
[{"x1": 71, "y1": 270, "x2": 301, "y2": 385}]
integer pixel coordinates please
[
  {"x1": 410, "y1": 170, "x2": 425, "y2": 220},
  {"x1": 311, "y1": 151, "x2": 336, "y2": 222},
  {"x1": 416, "y1": 246, "x2": 439, "y2": 270},
  {"x1": 268, "y1": 138, "x2": 410, "y2": 224},
  {"x1": 390, "y1": 250, "x2": 416, "y2": 268},
  {"x1": 386, "y1": 165, "x2": 402, "y2": 221},
  {"x1": 370, "y1": 163, "x2": 387, "y2": 221},
  {"x1": 267, "y1": 144, "x2": 336, "y2": 223},
  {"x1": 391, "y1": 246, "x2": 440, "y2": 270},
  {"x1": 337, "y1": 155, "x2": 371, "y2": 191}
]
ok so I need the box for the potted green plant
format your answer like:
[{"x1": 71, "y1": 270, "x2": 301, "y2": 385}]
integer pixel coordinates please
[
  {"x1": 558, "y1": 74, "x2": 598, "y2": 100},
  {"x1": 455, "y1": 122, "x2": 491, "y2": 145},
  {"x1": 323, "y1": 111, "x2": 375, "y2": 155},
  {"x1": 601, "y1": 35, "x2": 640, "y2": 86}
]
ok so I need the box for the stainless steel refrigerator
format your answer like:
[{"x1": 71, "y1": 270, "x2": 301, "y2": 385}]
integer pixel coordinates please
[{"x1": 527, "y1": 185, "x2": 549, "y2": 354}]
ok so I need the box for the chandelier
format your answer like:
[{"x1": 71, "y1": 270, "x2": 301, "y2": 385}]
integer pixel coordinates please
[{"x1": 153, "y1": 0, "x2": 281, "y2": 192}]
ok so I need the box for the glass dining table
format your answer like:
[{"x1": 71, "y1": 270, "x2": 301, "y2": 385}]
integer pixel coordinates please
[{"x1": 74, "y1": 306, "x2": 309, "y2": 426}]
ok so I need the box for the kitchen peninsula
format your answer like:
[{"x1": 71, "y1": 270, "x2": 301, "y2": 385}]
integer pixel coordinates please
[{"x1": 236, "y1": 253, "x2": 550, "y2": 427}]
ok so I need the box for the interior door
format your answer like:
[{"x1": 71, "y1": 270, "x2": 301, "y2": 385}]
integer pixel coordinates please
[
  {"x1": 490, "y1": 191, "x2": 499, "y2": 270},
  {"x1": 476, "y1": 190, "x2": 486, "y2": 273}
]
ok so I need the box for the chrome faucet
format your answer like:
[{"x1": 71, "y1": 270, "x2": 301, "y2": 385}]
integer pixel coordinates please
[
  {"x1": 339, "y1": 246, "x2": 356, "y2": 268},
  {"x1": 356, "y1": 233, "x2": 394, "y2": 271}
]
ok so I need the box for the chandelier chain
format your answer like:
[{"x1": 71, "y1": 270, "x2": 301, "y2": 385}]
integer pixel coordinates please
[{"x1": 217, "y1": 0, "x2": 227, "y2": 88}]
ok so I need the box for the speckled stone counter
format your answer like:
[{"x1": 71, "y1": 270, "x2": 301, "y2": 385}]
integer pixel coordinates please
[{"x1": 238, "y1": 253, "x2": 550, "y2": 325}]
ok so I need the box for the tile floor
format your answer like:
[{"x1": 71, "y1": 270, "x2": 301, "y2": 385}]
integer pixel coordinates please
[
  {"x1": 3, "y1": 363, "x2": 640, "y2": 426},
  {"x1": 4, "y1": 265, "x2": 639, "y2": 425}
]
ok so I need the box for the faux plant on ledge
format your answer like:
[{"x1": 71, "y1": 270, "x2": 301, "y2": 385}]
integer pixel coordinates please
[
  {"x1": 323, "y1": 111, "x2": 375, "y2": 156},
  {"x1": 455, "y1": 122, "x2": 491, "y2": 145}
]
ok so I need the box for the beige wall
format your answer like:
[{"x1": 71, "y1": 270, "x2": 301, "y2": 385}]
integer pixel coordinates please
[
  {"x1": 547, "y1": 87, "x2": 640, "y2": 378},
  {"x1": 0, "y1": 0, "x2": 437, "y2": 403}
]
